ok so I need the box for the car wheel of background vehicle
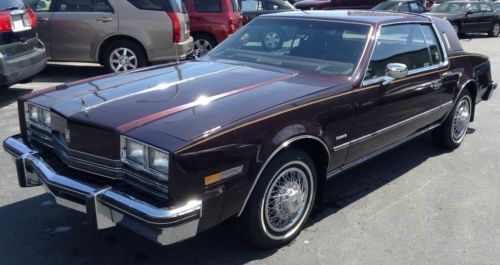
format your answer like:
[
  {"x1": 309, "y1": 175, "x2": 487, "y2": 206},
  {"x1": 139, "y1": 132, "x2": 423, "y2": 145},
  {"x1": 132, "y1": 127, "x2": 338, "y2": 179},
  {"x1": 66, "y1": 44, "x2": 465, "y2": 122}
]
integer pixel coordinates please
[
  {"x1": 432, "y1": 90, "x2": 472, "y2": 149},
  {"x1": 489, "y1": 22, "x2": 500, "y2": 37},
  {"x1": 241, "y1": 149, "x2": 316, "y2": 249},
  {"x1": 193, "y1": 34, "x2": 217, "y2": 57},
  {"x1": 102, "y1": 40, "x2": 147, "y2": 73},
  {"x1": 261, "y1": 30, "x2": 284, "y2": 51}
]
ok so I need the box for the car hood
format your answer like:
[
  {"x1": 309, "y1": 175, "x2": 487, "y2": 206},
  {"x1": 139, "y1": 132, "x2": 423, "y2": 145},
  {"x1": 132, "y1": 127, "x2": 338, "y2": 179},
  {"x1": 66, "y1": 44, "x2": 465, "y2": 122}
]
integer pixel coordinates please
[{"x1": 30, "y1": 60, "x2": 347, "y2": 142}]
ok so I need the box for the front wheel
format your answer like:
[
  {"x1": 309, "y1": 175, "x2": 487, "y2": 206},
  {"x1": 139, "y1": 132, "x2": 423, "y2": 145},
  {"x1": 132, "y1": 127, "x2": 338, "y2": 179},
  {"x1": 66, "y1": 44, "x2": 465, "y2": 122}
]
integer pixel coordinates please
[
  {"x1": 489, "y1": 22, "x2": 500, "y2": 37},
  {"x1": 432, "y1": 90, "x2": 472, "y2": 149},
  {"x1": 241, "y1": 149, "x2": 316, "y2": 249}
]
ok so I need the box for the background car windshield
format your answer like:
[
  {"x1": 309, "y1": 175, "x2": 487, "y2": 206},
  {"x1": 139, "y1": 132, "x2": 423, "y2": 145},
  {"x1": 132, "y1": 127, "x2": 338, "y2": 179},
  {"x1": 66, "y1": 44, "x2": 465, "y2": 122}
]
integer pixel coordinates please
[
  {"x1": 0, "y1": 0, "x2": 26, "y2": 10},
  {"x1": 210, "y1": 18, "x2": 371, "y2": 76},
  {"x1": 373, "y1": 1, "x2": 404, "y2": 10},
  {"x1": 432, "y1": 2, "x2": 467, "y2": 12}
]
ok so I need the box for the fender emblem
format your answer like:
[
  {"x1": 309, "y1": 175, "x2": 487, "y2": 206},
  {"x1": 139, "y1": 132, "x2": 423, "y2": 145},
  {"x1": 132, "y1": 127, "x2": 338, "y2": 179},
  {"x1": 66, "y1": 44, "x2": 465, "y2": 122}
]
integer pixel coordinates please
[{"x1": 335, "y1": 134, "x2": 348, "y2": 141}]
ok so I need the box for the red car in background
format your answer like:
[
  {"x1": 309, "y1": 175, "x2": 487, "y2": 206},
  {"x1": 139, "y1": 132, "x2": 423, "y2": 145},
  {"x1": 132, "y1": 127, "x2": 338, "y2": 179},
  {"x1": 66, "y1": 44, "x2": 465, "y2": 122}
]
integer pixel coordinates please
[{"x1": 184, "y1": 0, "x2": 243, "y2": 56}]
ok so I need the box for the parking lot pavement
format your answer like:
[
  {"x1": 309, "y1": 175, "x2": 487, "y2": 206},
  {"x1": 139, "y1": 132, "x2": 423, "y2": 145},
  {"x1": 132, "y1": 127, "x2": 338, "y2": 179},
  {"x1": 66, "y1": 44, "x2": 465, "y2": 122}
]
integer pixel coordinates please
[{"x1": 1, "y1": 37, "x2": 500, "y2": 265}]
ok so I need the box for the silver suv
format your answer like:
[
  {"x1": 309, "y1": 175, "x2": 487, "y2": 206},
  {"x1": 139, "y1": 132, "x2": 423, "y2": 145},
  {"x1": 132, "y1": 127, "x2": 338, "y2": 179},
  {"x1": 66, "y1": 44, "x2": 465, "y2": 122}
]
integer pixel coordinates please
[{"x1": 28, "y1": 0, "x2": 193, "y2": 72}]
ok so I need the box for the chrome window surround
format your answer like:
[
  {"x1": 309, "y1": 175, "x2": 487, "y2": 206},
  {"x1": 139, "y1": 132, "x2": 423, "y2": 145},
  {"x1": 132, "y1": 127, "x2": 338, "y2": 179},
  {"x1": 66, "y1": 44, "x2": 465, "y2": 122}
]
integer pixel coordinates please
[
  {"x1": 120, "y1": 136, "x2": 169, "y2": 182},
  {"x1": 361, "y1": 20, "x2": 450, "y2": 87},
  {"x1": 24, "y1": 102, "x2": 51, "y2": 133}
]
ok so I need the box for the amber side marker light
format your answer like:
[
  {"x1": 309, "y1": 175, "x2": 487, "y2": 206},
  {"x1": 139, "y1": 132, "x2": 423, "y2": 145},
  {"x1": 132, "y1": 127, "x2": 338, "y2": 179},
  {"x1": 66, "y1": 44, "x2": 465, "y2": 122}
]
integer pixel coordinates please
[{"x1": 204, "y1": 165, "x2": 244, "y2": 186}]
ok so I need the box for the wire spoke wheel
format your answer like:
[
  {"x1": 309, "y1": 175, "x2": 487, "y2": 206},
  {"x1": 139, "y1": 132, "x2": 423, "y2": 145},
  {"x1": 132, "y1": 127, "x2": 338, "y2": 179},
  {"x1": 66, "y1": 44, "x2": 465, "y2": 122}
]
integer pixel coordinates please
[
  {"x1": 452, "y1": 97, "x2": 471, "y2": 142},
  {"x1": 264, "y1": 167, "x2": 309, "y2": 233},
  {"x1": 109, "y1": 47, "x2": 138, "y2": 72}
]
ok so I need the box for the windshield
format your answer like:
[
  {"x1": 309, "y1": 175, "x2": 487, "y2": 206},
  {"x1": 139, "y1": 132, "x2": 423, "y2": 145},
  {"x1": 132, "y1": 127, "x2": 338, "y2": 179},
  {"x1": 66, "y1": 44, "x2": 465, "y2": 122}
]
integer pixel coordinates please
[
  {"x1": 432, "y1": 2, "x2": 468, "y2": 13},
  {"x1": 209, "y1": 18, "x2": 371, "y2": 76},
  {"x1": 373, "y1": 1, "x2": 404, "y2": 10}
]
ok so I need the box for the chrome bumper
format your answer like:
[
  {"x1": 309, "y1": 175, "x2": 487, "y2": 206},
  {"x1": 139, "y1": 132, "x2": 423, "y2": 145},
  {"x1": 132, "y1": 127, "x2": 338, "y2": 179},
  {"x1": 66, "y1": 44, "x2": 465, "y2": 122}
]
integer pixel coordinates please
[
  {"x1": 3, "y1": 135, "x2": 202, "y2": 246},
  {"x1": 485, "y1": 81, "x2": 497, "y2": 100}
]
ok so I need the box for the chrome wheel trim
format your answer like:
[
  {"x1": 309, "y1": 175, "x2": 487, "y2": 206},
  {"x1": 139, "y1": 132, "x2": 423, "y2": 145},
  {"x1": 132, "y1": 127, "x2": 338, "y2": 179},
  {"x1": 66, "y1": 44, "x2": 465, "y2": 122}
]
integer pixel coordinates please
[
  {"x1": 109, "y1": 47, "x2": 138, "y2": 72},
  {"x1": 493, "y1": 23, "x2": 500, "y2": 36},
  {"x1": 193, "y1": 39, "x2": 213, "y2": 57},
  {"x1": 451, "y1": 96, "x2": 471, "y2": 142},
  {"x1": 260, "y1": 161, "x2": 313, "y2": 240},
  {"x1": 263, "y1": 32, "x2": 281, "y2": 49}
]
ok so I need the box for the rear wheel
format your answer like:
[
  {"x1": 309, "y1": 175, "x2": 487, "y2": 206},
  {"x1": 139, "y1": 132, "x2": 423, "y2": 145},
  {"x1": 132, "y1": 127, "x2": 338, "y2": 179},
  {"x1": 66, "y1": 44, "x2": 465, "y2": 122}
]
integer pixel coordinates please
[
  {"x1": 102, "y1": 40, "x2": 147, "y2": 73},
  {"x1": 432, "y1": 90, "x2": 472, "y2": 149},
  {"x1": 242, "y1": 149, "x2": 316, "y2": 249},
  {"x1": 489, "y1": 22, "x2": 500, "y2": 37}
]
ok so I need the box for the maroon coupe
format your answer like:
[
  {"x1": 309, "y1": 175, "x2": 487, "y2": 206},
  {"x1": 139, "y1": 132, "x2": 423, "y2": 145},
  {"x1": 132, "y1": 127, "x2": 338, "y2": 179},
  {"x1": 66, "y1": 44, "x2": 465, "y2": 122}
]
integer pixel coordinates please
[{"x1": 4, "y1": 11, "x2": 496, "y2": 248}]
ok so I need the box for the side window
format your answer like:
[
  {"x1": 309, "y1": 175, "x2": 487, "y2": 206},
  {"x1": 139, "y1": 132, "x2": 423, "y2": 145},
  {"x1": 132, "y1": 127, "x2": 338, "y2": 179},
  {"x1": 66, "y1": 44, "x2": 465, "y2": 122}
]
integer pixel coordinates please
[
  {"x1": 55, "y1": 0, "x2": 93, "y2": 11},
  {"x1": 467, "y1": 3, "x2": 479, "y2": 12},
  {"x1": 93, "y1": 0, "x2": 112, "y2": 12},
  {"x1": 365, "y1": 24, "x2": 437, "y2": 81},
  {"x1": 420, "y1": 24, "x2": 444, "y2": 65},
  {"x1": 241, "y1": 0, "x2": 263, "y2": 11},
  {"x1": 398, "y1": 3, "x2": 409, "y2": 12},
  {"x1": 27, "y1": 0, "x2": 53, "y2": 11},
  {"x1": 194, "y1": 0, "x2": 222, "y2": 12},
  {"x1": 480, "y1": 3, "x2": 493, "y2": 12},
  {"x1": 410, "y1": 2, "x2": 424, "y2": 12}
]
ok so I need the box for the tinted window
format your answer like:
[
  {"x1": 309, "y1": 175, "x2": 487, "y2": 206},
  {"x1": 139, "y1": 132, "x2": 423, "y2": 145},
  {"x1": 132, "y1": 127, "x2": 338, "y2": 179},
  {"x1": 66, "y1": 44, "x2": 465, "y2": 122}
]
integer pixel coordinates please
[
  {"x1": 0, "y1": 0, "x2": 26, "y2": 10},
  {"x1": 480, "y1": 3, "x2": 493, "y2": 12},
  {"x1": 211, "y1": 19, "x2": 371, "y2": 75},
  {"x1": 195, "y1": 0, "x2": 222, "y2": 12},
  {"x1": 373, "y1": 1, "x2": 408, "y2": 11},
  {"x1": 468, "y1": 3, "x2": 479, "y2": 12},
  {"x1": 26, "y1": 0, "x2": 52, "y2": 11},
  {"x1": 432, "y1": 2, "x2": 466, "y2": 13},
  {"x1": 56, "y1": 0, "x2": 93, "y2": 12},
  {"x1": 94, "y1": 0, "x2": 112, "y2": 12},
  {"x1": 127, "y1": 0, "x2": 184, "y2": 12},
  {"x1": 365, "y1": 24, "x2": 440, "y2": 81},
  {"x1": 435, "y1": 0, "x2": 452, "y2": 4},
  {"x1": 409, "y1": 2, "x2": 424, "y2": 12}
]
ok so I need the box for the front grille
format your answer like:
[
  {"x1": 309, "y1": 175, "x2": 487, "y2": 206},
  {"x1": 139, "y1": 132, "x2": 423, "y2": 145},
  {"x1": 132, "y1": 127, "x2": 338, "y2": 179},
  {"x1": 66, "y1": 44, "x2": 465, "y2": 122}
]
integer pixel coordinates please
[{"x1": 27, "y1": 128, "x2": 169, "y2": 198}]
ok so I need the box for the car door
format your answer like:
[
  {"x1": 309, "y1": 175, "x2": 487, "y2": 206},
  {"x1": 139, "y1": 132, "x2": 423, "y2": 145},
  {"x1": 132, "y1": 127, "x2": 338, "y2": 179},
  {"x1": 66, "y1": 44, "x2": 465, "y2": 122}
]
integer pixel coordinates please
[
  {"x1": 32, "y1": 0, "x2": 54, "y2": 59},
  {"x1": 479, "y1": 3, "x2": 495, "y2": 32},
  {"x1": 346, "y1": 23, "x2": 446, "y2": 163},
  {"x1": 48, "y1": 0, "x2": 118, "y2": 62},
  {"x1": 462, "y1": 3, "x2": 482, "y2": 33}
]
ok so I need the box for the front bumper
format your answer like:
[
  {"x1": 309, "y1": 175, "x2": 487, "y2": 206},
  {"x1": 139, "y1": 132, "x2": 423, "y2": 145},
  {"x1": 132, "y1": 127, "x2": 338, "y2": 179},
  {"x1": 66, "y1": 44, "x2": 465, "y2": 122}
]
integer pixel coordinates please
[{"x1": 3, "y1": 135, "x2": 202, "y2": 246}]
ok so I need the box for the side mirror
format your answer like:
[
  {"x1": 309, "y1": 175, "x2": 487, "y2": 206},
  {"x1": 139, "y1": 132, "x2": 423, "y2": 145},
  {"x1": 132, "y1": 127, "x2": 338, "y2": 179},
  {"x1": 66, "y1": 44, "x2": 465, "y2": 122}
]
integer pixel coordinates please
[
  {"x1": 386, "y1": 63, "x2": 408, "y2": 80},
  {"x1": 466, "y1": 10, "x2": 474, "y2": 15}
]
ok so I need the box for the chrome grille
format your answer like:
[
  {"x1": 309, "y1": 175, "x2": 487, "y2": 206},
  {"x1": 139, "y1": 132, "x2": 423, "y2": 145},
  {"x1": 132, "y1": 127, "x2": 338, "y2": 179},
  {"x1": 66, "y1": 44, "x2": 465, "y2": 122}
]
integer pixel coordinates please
[{"x1": 27, "y1": 129, "x2": 169, "y2": 196}]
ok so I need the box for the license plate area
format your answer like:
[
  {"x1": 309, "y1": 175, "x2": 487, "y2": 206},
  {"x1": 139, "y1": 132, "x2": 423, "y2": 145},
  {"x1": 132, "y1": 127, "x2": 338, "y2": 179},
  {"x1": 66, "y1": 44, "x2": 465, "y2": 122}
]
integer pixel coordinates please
[{"x1": 10, "y1": 12, "x2": 32, "y2": 33}]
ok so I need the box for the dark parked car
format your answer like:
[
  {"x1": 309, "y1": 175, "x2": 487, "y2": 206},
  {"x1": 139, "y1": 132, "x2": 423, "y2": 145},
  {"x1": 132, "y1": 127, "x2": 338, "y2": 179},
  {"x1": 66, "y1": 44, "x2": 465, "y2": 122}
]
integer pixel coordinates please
[
  {"x1": 0, "y1": 0, "x2": 46, "y2": 87},
  {"x1": 373, "y1": 0, "x2": 429, "y2": 13},
  {"x1": 185, "y1": 0, "x2": 243, "y2": 57},
  {"x1": 4, "y1": 11, "x2": 496, "y2": 248},
  {"x1": 427, "y1": 1, "x2": 500, "y2": 36},
  {"x1": 240, "y1": 0, "x2": 295, "y2": 24},
  {"x1": 294, "y1": 0, "x2": 384, "y2": 10}
]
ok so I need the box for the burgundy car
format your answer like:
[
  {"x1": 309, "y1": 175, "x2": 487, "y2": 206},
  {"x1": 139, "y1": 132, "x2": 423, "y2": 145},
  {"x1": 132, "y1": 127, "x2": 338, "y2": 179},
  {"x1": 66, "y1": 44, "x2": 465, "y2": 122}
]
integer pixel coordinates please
[
  {"x1": 4, "y1": 11, "x2": 496, "y2": 248},
  {"x1": 185, "y1": 0, "x2": 243, "y2": 57}
]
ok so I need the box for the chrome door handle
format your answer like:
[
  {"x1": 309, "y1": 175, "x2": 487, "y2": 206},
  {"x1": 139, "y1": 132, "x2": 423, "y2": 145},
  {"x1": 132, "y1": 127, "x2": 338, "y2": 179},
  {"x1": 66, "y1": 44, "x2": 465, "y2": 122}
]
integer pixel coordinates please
[
  {"x1": 37, "y1": 17, "x2": 49, "y2": 22},
  {"x1": 96, "y1": 17, "x2": 113, "y2": 23}
]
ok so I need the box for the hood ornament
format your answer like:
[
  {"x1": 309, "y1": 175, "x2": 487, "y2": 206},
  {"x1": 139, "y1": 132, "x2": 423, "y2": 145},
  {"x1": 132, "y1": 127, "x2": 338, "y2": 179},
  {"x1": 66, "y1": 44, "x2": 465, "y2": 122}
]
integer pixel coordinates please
[{"x1": 81, "y1": 98, "x2": 89, "y2": 112}]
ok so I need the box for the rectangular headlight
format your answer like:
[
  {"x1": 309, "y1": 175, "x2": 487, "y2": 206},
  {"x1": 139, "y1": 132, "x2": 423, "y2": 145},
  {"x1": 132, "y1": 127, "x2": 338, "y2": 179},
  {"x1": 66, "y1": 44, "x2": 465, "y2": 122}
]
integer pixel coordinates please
[
  {"x1": 126, "y1": 139, "x2": 145, "y2": 164},
  {"x1": 148, "y1": 147, "x2": 169, "y2": 178},
  {"x1": 28, "y1": 104, "x2": 40, "y2": 123},
  {"x1": 41, "y1": 108, "x2": 51, "y2": 128}
]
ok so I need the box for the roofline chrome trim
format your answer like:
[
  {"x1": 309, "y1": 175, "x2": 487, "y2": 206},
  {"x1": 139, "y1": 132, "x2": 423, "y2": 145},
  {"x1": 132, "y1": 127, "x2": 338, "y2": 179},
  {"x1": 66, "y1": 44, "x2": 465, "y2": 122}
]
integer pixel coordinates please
[{"x1": 237, "y1": 135, "x2": 330, "y2": 217}]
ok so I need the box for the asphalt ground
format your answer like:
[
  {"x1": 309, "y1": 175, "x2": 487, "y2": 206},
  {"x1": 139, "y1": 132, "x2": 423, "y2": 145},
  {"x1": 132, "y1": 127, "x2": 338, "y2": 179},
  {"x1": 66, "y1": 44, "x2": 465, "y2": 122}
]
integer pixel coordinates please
[{"x1": 0, "y1": 36, "x2": 499, "y2": 265}]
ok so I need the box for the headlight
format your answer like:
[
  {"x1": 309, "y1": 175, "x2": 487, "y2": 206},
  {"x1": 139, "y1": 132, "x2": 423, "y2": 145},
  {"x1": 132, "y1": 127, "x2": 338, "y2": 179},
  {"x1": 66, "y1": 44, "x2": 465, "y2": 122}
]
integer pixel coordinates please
[
  {"x1": 148, "y1": 147, "x2": 169, "y2": 177},
  {"x1": 28, "y1": 105, "x2": 40, "y2": 123},
  {"x1": 126, "y1": 139, "x2": 145, "y2": 164},
  {"x1": 41, "y1": 109, "x2": 51, "y2": 127}
]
